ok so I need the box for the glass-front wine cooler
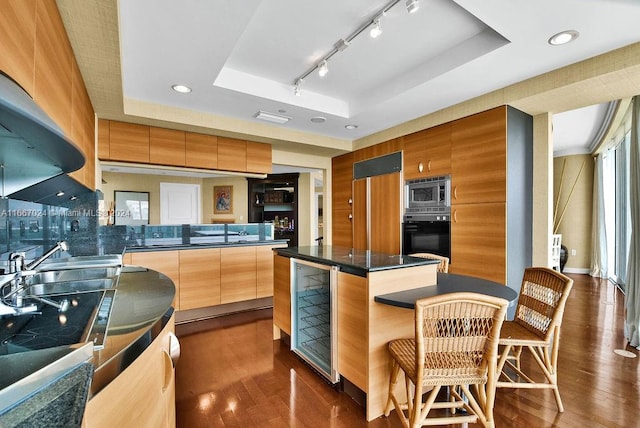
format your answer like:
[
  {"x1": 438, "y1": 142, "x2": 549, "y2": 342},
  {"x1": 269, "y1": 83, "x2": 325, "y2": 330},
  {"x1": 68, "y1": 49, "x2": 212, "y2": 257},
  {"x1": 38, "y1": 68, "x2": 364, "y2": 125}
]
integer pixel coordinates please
[{"x1": 290, "y1": 258, "x2": 339, "y2": 383}]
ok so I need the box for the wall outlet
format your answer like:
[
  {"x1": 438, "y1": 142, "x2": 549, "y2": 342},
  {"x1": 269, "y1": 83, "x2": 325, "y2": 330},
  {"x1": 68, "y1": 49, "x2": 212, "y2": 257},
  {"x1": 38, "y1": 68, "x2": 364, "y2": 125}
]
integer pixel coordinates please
[{"x1": 571, "y1": 249, "x2": 577, "y2": 256}]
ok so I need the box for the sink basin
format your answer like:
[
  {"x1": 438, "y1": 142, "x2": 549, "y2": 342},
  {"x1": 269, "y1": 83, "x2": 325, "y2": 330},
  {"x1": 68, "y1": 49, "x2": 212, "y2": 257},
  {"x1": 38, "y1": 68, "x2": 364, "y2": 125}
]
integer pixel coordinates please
[
  {"x1": 26, "y1": 278, "x2": 116, "y2": 297},
  {"x1": 26, "y1": 267, "x2": 120, "y2": 285},
  {"x1": 36, "y1": 255, "x2": 123, "y2": 271}
]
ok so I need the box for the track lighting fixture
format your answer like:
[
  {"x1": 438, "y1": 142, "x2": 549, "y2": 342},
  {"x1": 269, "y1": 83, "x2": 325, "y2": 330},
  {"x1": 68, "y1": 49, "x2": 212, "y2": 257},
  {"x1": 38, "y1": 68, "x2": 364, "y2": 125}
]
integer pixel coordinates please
[
  {"x1": 406, "y1": 0, "x2": 420, "y2": 14},
  {"x1": 293, "y1": 0, "x2": 420, "y2": 94},
  {"x1": 370, "y1": 19, "x2": 382, "y2": 38},
  {"x1": 318, "y1": 60, "x2": 329, "y2": 77}
]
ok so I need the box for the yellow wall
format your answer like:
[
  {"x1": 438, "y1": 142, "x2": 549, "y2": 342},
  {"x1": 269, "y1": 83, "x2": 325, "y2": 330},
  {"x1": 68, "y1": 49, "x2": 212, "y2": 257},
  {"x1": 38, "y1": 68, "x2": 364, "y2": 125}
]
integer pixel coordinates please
[
  {"x1": 553, "y1": 154, "x2": 594, "y2": 271},
  {"x1": 202, "y1": 176, "x2": 249, "y2": 224}
]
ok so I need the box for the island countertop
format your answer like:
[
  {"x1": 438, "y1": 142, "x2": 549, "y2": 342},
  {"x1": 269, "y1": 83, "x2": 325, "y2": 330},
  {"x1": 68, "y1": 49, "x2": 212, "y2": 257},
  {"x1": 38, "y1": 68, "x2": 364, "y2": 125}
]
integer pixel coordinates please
[{"x1": 274, "y1": 245, "x2": 439, "y2": 277}]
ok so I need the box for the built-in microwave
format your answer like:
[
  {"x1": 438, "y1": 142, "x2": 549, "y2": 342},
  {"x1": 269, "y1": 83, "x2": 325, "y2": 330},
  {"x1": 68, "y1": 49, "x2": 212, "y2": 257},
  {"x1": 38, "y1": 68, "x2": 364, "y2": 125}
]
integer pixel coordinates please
[{"x1": 404, "y1": 176, "x2": 450, "y2": 213}]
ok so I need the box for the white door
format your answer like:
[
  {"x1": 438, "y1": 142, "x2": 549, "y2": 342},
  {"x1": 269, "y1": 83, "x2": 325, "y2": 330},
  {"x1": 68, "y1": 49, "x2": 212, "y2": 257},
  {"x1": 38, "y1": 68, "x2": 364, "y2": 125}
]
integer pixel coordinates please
[{"x1": 160, "y1": 183, "x2": 201, "y2": 224}]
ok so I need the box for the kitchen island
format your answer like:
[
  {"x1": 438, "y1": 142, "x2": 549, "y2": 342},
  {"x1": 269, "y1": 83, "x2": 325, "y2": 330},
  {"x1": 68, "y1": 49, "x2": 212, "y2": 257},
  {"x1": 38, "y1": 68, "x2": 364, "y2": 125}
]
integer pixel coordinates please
[{"x1": 273, "y1": 246, "x2": 439, "y2": 421}]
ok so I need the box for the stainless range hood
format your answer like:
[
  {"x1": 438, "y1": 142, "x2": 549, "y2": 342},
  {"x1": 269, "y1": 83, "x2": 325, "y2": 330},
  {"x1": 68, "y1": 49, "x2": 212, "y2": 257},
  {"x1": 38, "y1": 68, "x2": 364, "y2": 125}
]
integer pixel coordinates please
[{"x1": 0, "y1": 73, "x2": 85, "y2": 200}]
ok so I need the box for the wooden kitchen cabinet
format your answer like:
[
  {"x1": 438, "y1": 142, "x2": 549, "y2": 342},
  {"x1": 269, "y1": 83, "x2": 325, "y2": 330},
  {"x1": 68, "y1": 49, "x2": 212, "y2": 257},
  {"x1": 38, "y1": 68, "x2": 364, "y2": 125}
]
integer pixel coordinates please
[
  {"x1": 97, "y1": 119, "x2": 110, "y2": 160},
  {"x1": 332, "y1": 153, "x2": 354, "y2": 247},
  {"x1": 130, "y1": 250, "x2": 180, "y2": 310},
  {"x1": 451, "y1": 107, "x2": 507, "y2": 205},
  {"x1": 353, "y1": 137, "x2": 403, "y2": 162},
  {"x1": 0, "y1": 0, "x2": 37, "y2": 97},
  {"x1": 69, "y1": 58, "x2": 96, "y2": 189},
  {"x1": 450, "y1": 202, "x2": 506, "y2": 284},
  {"x1": 185, "y1": 132, "x2": 217, "y2": 169},
  {"x1": 178, "y1": 248, "x2": 220, "y2": 310},
  {"x1": 257, "y1": 245, "x2": 285, "y2": 298},
  {"x1": 273, "y1": 254, "x2": 291, "y2": 336},
  {"x1": 83, "y1": 314, "x2": 176, "y2": 428},
  {"x1": 109, "y1": 121, "x2": 150, "y2": 163},
  {"x1": 332, "y1": 209, "x2": 353, "y2": 248},
  {"x1": 220, "y1": 246, "x2": 257, "y2": 304},
  {"x1": 403, "y1": 123, "x2": 451, "y2": 180},
  {"x1": 34, "y1": 0, "x2": 73, "y2": 137},
  {"x1": 217, "y1": 136, "x2": 247, "y2": 172},
  {"x1": 246, "y1": 141, "x2": 272, "y2": 174},
  {"x1": 150, "y1": 127, "x2": 186, "y2": 167}
]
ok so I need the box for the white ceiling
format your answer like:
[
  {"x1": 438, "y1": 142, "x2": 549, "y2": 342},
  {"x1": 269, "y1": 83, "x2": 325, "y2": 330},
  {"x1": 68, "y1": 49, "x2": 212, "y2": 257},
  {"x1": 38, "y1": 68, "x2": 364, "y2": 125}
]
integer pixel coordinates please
[{"x1": 62, "y1": 0, "x2": 640, "y2": 158}]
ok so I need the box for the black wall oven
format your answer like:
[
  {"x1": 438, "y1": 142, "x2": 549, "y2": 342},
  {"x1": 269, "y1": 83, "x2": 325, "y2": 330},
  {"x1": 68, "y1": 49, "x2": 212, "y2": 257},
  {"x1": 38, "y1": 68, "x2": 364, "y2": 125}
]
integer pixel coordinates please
[{"x1": 402, "y1": 213, "x2": 451, "y2": 260}]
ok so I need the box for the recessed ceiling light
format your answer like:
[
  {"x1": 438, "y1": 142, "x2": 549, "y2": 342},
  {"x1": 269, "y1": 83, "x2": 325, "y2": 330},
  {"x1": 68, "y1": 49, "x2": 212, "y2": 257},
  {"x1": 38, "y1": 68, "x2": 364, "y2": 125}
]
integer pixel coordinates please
[
  {"x1": 56, "y1": 190, "x2": 65, "y2": 197},
  {"x1": 548, "y1": 30, "x2": 579, "y2": 46},
  {"x1": 310, "y1": 117, "x2": 326, "y2": 123},
  {"x1": 254, "y1": 111, "x2": 291, "y2": 124},
  {"x1": 345, "y1": 124, "x2": 358, "y2": 130},
  {"x1": 171, "y1": 84, "x2": 192, "y2": 93},
  {"x1": 70, "y1": 196, "x2": 78, "y2": 201}
]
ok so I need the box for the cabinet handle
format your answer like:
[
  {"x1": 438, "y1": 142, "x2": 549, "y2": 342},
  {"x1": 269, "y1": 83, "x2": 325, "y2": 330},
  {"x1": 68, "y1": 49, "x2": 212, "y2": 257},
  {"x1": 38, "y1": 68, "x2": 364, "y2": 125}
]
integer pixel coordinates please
[
  {"x1": 453, "y1": 186, "x2": 458, "y2": 200},
  {"x1": 162, "y1": 350, "x2": 173, "y2": 393},
  {"x1": 453, "y1": 210, "x2": 458, "y2": 223},
  {"x1": 348, "y1": 213, "x2": 353, "y2": 219},
  {"x1": 427, "y1": 160, "x2": 431, "y2": 172},
  {"x1": 418, "y1": 162, "x2": 424, "y2": 173},
  {"x1": 348, "y1": 198, "x2": 353, "y2": 205},
  {"x1": 168, "y1": 332, "x2": 181, "y2": 366}
]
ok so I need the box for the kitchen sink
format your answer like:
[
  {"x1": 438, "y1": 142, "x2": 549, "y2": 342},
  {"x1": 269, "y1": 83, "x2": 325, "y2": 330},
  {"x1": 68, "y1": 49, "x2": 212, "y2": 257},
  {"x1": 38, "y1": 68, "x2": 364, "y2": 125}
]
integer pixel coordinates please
[
  {"x1": 36, "y1": 254, "x2": 123, "y2": 272},
  {"x1": 26, "y1": 278, "x2": 116, "y2": 297}
]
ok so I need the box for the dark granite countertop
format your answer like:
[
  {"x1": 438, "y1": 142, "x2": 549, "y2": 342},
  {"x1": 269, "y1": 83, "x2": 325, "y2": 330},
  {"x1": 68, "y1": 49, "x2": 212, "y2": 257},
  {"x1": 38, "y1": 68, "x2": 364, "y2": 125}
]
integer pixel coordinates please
[
  {"x1": 374, "y1": 272, "x2": 519, "y2": 308},
  {"x1": 274, "y1": 246, "x2": 438, "y2": 277}
]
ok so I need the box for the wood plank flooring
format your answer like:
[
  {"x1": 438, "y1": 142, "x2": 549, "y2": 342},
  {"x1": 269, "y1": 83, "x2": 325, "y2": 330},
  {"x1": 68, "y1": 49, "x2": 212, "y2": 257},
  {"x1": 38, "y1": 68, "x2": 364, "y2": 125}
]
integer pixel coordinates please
[{"x1": 175, "y1": 274, "x2": 639, "y2": 427}]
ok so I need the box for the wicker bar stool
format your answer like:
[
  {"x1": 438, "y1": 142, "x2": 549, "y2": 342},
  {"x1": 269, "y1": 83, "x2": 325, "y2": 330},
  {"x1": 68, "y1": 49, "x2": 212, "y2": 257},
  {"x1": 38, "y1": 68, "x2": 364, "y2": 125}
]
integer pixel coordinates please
[
  {"x1": 409, "y1": 253, "x2": 449, "y2": 273},
  {"x1": 384, "y1": 292, "x2": 508, "y2": 428},
  {"x1": 496, "y1": 267, "x2": 574, "y2": 412}
]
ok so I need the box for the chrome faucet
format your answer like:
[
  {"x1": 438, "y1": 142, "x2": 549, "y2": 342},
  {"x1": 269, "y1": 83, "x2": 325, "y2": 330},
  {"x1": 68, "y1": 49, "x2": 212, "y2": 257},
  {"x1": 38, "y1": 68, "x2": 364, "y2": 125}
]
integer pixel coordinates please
[{"x1": 0, "y1": 241, "x2": 70, "y2": 315}]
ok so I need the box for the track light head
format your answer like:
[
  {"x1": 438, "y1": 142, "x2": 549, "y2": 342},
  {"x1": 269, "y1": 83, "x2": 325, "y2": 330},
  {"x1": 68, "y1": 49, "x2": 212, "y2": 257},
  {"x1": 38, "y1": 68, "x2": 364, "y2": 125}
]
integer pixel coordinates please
[
  {"x1": 318, "y1": 60, "x2": 329, "y2": 77},
  {"x1": 370, "y1": 19, "x2": 382, "y2": 38},
  {"x1": 406, "y1": 0, "x2": 420, "y2": 14},
  {"x1": 294, "y1": 78, "x2": 303, "y2": 96}
]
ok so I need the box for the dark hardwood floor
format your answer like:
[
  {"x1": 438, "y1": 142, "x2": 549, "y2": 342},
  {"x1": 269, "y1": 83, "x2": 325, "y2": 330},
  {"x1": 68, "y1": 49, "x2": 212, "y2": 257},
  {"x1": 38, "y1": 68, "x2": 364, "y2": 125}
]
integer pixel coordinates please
[{"x1": 175, "y1": 274, "x2": 639, "y2": 427}]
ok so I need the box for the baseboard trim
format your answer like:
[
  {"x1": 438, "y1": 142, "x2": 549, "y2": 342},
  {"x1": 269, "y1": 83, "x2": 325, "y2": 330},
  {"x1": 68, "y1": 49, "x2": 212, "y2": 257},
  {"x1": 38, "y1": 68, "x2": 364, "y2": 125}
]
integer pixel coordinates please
[{"x1": 562, "y1": 267, "x2": 590, "y2": 274}]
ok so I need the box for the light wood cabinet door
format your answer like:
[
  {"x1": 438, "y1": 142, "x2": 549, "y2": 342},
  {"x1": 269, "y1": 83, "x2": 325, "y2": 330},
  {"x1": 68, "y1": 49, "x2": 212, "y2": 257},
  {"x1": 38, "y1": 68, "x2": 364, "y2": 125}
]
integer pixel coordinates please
[
  {"x1": 403, "y1": 123, "x2": 451, "y2": 180},
  {"x1": 34, "y1": 0, "x2": 73, "y2": 137},
  {"x1": 150, "y1": 127, "x2": 186, "y2": 167},
  {"x1": 220, "y1": 246, "x2": 257, "y2": 304},
  {"x1": 97, "y1": 119, "x2": 110, "y2": 160},
  {"x1": 273, "y1": 254, "x2": 291, "y2": 335},
  {"x1": 451, "y1": 107, "x2": 507, "y2": 205},
  {"x1": 353, "y1": 137, "x2": 403, "y2": 162},
  {"x1": 331, "y1": 153, "x2": 354, "y2": 212},
  {"x1": 217, "y1": 137, "x2": 247, "y2": 172},
  {"x1": 185, "y1": 132, "x2": 217, "y2": 169},
  {"x1": 69, "y1": 58, "x2": 95, "y2": 189},
  {"x1": 352, "y1": 178, "x2": 367, "y2": 251},
  {"x1": 450, "y1": 202, "x2": 506, "y2": 284},
  {"x1": 337, "y1": 271, "x2": 368, "y2": 391},
  {"x1": 130, "y1": 251, "x2": 180, "y2": 310},
  {"x1": 246, "y1": 141, "x2": 272, "y2": 174},
  {"x1": 179, "y1": 248, "x2": 220, "y2": 310},
  {"x1": 109, "y1": 121, "x2": 150, "y2": 163},
  {"x1": 83, "y1": 315, "x2": 176, "y2": 428},
  {"x1": 0, "y1": 0, "x2": 37, "y2": 96},
  {"x1": 332, "y1": 209, "x2": 353, "y2": 248},
  {"x1": 257, "y1": 245, "x2": 285, "y2": 298}
]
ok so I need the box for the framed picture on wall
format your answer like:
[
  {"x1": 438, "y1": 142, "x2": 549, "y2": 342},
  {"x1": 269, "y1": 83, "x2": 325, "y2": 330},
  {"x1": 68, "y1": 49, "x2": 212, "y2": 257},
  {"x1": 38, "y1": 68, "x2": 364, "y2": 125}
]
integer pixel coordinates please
[{"x1": 214, "y1": 185, "x2": 233, "y2": 214}]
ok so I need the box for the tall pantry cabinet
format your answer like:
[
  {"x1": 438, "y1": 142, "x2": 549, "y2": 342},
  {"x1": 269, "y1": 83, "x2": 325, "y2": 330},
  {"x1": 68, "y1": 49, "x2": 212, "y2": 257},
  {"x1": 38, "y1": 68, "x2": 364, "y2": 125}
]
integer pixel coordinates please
[{"x1": 449, "y1": 105, "x2": 532, "y2": 292}]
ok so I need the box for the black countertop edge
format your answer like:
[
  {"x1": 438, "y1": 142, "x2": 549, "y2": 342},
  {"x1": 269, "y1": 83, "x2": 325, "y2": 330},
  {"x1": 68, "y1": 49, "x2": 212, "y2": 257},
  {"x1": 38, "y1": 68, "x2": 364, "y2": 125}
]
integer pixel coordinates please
[
  {"x1": 274, "y1": 246, "x2": 439, "y2": 278},
  {"x1": 125, "y1": 239, "x2": 289, "y2": 252},
  {"x1": 374, "y1": 272, "x2": 519, "y2": 309}
]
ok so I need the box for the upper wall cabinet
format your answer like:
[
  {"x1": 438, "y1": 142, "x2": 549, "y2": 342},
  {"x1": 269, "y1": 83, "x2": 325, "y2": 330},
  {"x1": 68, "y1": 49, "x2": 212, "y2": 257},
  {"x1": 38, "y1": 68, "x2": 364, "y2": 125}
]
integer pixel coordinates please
[
  {"x1": 97, "y1": 120, "x2": 272, "y2": 175},
  {"x1": 185, "y1": 132, "x2": 217, "y2": 170},
  {"x1": 403, "y1": 123, "x2": 451, "y2": 180},
  {"x1": 0, "y1": 1, "x2": 37, "y2": 96},
  {"x1": 0, "y1": 0, "x2": 96, "y2": 191},
  {"x1": 150, "y1": 127, "x2": 186, "y2": 167},
  {"x1": 109, "y1": 121, "x2": 150, "y2": 163}
]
